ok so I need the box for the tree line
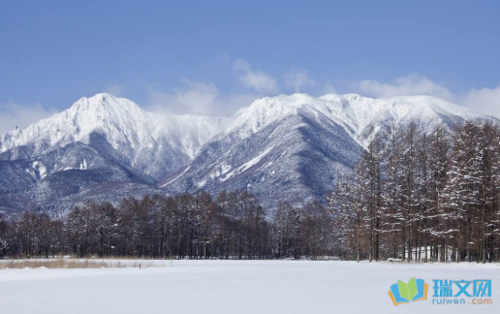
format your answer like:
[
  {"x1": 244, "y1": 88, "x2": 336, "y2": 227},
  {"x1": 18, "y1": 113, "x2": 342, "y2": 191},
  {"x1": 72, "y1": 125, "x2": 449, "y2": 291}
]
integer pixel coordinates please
[
  {"x1": 0, "y1": 190, "x2": 334, "y2": 259},
  {"x1": 1, "y1": 120, "x2": 499, "y2": 262},
  {"x1": 329, "y1": 121, "x2": 500, "y2": 263}
]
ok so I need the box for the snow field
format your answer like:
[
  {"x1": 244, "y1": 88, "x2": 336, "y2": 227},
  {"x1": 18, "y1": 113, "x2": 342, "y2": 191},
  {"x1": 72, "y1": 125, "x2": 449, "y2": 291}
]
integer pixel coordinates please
[{"x1": 0, "y1": 260, "x2": 498, "y2": 314}]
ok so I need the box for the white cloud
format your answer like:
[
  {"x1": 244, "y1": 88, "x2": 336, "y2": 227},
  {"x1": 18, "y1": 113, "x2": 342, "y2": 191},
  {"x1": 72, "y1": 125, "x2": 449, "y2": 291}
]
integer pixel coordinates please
[
  {"x1": 357, "y1": 74, "x2": 454, "y2": 100},
  {"x1": 321, "y1": 83, "x2": 338, "y2": 95},
  {"x1": 147, "y1": 80, "x2": 219, "y2": 116},
  {"x1": 285, "y1": 70, "x2": 315, "y2": 93},
  {"x1": 102, "y1": 66, "x2": 500, "y2": 121},
  {"x1": 105, "y1": 84, "x2": 125, "y2": 97},
  {"x1": 461, "y1": 85, "x2": 500, "y2": 118},
  {"x1": 233, "y1": 59, "x2": 279, "y2": 94},
  {"x1": 355, "y1": 75, "x2": 500, "y2": 118},
  {"x1": 144, "y1": 79, "x2": 262, "y2": 116},
  {"x1": 0, "y1": 102, "x2": 56, "y2": 135}
]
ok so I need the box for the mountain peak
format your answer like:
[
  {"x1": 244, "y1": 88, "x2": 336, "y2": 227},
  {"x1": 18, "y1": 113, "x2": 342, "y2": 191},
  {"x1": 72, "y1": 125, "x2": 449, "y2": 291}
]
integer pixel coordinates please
[
  {"x1": 0, "y1": 93, "x2": 153, "y2": 155},
  {"x1": 0, "y1": 94, "x2": 229, "y2": 167},
  {"x1": 73, "y1": 93, "x2": 117, "y2": 108},
  {"x1": 82, "y1": 92, "x2": 114, "y2": 101},
  {"x1": 223, "y1": 92, "x2": 495, "y2": 144},
  {"x1": 70, "y1": 93, "x2": 142, "y2": 115}
]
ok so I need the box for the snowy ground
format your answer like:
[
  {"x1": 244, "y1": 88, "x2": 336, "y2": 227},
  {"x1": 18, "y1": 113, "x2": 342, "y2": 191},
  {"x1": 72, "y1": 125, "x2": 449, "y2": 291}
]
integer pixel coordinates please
[{"x1": 0, "y1": 260, "x2": 498, "y2": 314}]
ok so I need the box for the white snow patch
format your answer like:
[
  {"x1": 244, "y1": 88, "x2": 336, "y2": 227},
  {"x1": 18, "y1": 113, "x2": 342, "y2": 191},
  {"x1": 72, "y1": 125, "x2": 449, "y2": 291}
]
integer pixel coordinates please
[
  {"x1": 32, "y1": 161, "x2": 47, "y2": 178},
  {"x1": 239, "y1": 145, "x2": 275, "y2": 173},
  {"x1": 221, "y1": 145, "x2": 275, "y2": 182},
  {"x1": 196, "y1": 178, "x2": 207, "y2": 187},
  {"x1": 79, "y1": 159, "x2": 88, "y2": 170},
  {"x1": 161, "y1": 165, "x2": 191, "y2": 187}
]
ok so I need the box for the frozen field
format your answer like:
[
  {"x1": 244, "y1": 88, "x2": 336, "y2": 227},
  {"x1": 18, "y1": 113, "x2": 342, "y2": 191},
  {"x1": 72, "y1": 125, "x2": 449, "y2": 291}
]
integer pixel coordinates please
[{"x1": 0, "y1": 260, "x2": 498, "y2": 314}]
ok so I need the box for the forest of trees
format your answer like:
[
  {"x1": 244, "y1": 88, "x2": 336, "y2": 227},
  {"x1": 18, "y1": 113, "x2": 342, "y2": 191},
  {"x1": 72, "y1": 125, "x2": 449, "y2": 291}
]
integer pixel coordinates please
[
  {"x1": 0, "y1": 121, "x2": 499, "y2": 263},
  {"x1": 330, "y1": 121, "x2": 500, "y2": 263},
  {"x1": 0, "y1": 190, "x2": 333, "y2": 260}
]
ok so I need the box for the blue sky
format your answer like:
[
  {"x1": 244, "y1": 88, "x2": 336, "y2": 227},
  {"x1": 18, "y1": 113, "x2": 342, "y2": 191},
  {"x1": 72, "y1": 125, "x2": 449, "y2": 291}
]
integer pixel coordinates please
[{"x1": 1, "y1": 0, "x2": 499, "y2": 132}]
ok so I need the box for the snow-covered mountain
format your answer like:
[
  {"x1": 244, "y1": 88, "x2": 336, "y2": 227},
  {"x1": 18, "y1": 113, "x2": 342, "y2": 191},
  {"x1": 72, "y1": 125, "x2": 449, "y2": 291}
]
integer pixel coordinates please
[
  {"x1": 223, "y1": 93, "x2": 485, "y2": 147},
  {"x1": 0, "y1": 92, "x2": 494, "y2": 214},
  {"x1": 160, "y1": 93, "x2": 491, "y2": 208},
  {"x1": 0, "y1": 93, "x2": 227, "y2": 181}
]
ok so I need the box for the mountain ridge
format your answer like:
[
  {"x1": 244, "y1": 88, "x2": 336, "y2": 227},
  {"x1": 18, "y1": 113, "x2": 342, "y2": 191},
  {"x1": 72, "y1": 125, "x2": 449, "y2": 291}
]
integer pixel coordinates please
[{"x1": 0, "y1": 92, "x2": 496, "y2": 214}]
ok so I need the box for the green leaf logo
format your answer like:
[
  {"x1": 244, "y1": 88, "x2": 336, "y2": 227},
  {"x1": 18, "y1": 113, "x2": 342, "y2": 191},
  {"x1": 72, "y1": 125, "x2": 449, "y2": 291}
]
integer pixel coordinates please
[
  {"x1": 397, "y1": 280, "x2": 410, "y2": 301},
  {"x1": 407, "y1": 277, "x2": 418, "y2": 301},
  {"x1": 397, "y1": 277, "x2": 418, "y2": 301}
]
